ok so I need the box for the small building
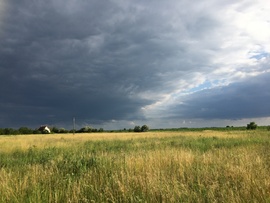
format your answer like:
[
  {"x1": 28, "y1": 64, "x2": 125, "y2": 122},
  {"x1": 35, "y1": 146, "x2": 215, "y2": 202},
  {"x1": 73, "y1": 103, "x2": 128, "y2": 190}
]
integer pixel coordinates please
[{"x1": 38, "y1": 125, "x2": 51, "y2": 134}]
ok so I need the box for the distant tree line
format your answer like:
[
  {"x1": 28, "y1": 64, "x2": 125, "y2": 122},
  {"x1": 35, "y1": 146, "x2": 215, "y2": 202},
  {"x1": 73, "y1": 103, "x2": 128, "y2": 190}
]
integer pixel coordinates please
[
  {"x1": 0, "y1": 127, "x2": 40, "y2": 135},
  {"x1": 0, "y1": 124, "x2": 151, "y2": 135},
  {"x1": 2, "y1": 122, "x2": 268, "y2": 135},
  {"x1": 76, "y1": 126, "x2": 104, "y2": 133},
  {"x1": 0, "y1": 126, "x2": 73, "y2": 135},
  {"x1": 0, "y1": 126, "x2": 104, "y2": 135}
]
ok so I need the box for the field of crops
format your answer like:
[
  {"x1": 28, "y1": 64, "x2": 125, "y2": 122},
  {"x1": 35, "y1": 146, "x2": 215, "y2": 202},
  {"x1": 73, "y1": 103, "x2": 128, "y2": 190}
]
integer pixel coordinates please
[{"x1": 0, "y1": 130, "x2": 269, "y2": 202}]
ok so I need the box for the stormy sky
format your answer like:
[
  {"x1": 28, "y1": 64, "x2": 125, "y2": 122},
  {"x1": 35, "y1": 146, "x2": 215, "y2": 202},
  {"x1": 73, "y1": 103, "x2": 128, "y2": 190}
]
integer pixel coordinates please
[{"x1": 0, "y1": 0, "x2": 270, "y2": 130}]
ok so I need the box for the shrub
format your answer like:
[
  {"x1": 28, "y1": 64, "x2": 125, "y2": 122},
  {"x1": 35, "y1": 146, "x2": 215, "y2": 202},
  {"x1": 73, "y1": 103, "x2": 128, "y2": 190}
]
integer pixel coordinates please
[{"x1": 247, "y1": 122, "x2": 257, "y2": 130}]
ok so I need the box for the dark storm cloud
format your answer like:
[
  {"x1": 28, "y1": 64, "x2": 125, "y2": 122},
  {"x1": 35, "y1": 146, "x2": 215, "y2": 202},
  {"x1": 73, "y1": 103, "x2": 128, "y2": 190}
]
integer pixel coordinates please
[
  {"x1": 0, "y1": 0, "x2": 168, "y2": 127},
  {"x1": 169, "y1": 72, "x2": 270, "y2": 120},
  {"x1": 0, "y1": 0, "x2": 269, "y2": 128}
]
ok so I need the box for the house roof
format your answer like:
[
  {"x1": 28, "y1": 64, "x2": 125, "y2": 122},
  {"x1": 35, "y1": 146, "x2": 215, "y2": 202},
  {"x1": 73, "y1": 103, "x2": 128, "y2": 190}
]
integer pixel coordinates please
[{"x1": 38, "y1": 125, "x2": 51, "y2": 132}]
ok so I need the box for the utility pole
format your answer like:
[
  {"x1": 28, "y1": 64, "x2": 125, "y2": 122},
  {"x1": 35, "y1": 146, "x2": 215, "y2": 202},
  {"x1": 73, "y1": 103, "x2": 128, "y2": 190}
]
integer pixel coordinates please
[{"x1": 73, "y1": 117, "x2": 75, "y2": 135}]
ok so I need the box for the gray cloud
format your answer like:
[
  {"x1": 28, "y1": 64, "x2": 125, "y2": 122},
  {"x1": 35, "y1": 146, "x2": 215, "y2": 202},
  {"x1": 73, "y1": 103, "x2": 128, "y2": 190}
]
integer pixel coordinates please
[
  {"x1": 168, "y1": 72, "x2": 270, "y2": 120},
  {"x1": 0, "y1": 0, "x2": 269, "y2": 129}
]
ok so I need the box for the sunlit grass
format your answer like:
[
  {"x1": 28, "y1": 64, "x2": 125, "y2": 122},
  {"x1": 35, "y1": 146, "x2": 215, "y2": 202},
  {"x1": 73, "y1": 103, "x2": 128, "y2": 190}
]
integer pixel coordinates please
[
  {"x1": 0, "y1": 130, "x2": 258, "y2": 152},
  {"x1": 0, "y1": 130, "x2": 269, "y2": 202}
]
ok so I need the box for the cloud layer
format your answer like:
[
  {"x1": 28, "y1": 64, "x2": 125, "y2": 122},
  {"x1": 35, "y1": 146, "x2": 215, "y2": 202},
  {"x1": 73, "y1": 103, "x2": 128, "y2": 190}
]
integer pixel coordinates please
[{"x1": 0, "y1": 0, "x2": 270, "y2": 129}]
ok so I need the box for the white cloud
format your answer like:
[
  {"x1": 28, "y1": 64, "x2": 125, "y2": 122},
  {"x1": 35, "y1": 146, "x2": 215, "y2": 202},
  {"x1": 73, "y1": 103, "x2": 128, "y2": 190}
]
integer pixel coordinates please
[{"x1": 134, "y1": 2, "x2": 270, "y2": 128}]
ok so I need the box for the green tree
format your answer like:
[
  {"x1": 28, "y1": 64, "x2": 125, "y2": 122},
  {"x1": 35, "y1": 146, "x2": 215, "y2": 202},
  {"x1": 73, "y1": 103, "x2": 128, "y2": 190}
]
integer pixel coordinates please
[
  {"x1": 18, "y1": 127, "x2": 33, "y2": 134},
  {"x1": 4, "y1": 128, "x2": 19, "y2": 135},
  {"x1": 59, "y1": 128, "x2": 68, "y2": 133},
  {"x1": 78, "y1": 126, "x2": 96, "y2": 133},
  {"x1": 134, "y1": 126, "x2": 141, "y2": 132},
  {"x1": 33, "y1": 129, "x2": 42, "y2": 134},
  {"x1": 51, "y1": 127, "x2": 60, "y2": 133},
  {"x1": 141, "y1": 125, "x2": 149, "y2": 132},
  {"x1": 247, "y1": 122, "x2": 257, "y2": 130},
  {"x1": 92, "y1": 128, "x2": 98, "y2": 132},
  {"x1": 0, "y1": 128, "x2": 4, "y2": 135}
]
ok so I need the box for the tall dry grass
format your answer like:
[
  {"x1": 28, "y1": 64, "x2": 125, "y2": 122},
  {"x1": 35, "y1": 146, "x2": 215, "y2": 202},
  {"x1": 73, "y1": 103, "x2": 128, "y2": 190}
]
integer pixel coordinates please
[
  {"x1": 0, "y1": 130, "x2": 269, "y2": 202},
  {"x1": 0, "y1": 130, "x2": 253, "y2": 154}
]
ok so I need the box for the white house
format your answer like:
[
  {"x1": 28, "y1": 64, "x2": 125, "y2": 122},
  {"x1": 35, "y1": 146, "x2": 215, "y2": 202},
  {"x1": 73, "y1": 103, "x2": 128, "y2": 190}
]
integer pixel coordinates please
[{"x1": 38, "y1": 125, "x2": 51, "y2": 133}]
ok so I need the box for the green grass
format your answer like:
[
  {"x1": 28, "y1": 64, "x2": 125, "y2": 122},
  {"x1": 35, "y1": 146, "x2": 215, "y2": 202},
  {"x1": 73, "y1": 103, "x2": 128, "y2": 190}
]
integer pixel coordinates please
[{"x1": 0, "y1": 130, "x2": 269, "y2": 202}]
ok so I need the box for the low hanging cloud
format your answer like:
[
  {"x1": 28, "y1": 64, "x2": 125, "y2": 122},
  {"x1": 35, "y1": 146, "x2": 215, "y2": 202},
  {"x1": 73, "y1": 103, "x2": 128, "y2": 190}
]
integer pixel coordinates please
[
  {"x1": 165, "y1": 72, "x2": 270, "y2": 120},
  {"x1": 0, "y1": 0, "x2": 270, "y2": 129}
]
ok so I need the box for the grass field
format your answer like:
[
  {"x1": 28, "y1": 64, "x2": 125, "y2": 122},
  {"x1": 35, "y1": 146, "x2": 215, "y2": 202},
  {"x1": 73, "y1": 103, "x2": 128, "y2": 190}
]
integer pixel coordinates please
[{"x1": 0, "y1": 130, "x2": 269, "y2": 202}]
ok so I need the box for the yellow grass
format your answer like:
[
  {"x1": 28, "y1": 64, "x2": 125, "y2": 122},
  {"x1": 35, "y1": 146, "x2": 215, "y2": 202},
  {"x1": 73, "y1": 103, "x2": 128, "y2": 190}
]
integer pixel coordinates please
[
  {"x1": 0, "y1": 130, "x2": 248, "y2": 153},
  {"x1": 0, "y1": 130, "x2": 269, "y2": 202}
]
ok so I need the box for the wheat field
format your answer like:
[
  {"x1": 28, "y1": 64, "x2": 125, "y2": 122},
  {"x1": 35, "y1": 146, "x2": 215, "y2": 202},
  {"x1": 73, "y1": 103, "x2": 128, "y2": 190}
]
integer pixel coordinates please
[{"x1": 0, "y1": 130, "x2": 269, "y2": 202}]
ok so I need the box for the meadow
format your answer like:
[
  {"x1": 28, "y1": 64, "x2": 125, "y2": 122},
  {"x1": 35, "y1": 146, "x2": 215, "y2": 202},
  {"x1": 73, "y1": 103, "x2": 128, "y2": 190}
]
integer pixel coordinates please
[{"x1": 0, "y1": 130, "x2": 269, "y2": 202}]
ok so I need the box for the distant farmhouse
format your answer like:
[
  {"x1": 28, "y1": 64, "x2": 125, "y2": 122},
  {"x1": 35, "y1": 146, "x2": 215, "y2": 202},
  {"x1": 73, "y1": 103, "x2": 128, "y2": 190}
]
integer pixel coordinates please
[{"x1": 38, "y1": 125, "x2": 51, "y2": 134}]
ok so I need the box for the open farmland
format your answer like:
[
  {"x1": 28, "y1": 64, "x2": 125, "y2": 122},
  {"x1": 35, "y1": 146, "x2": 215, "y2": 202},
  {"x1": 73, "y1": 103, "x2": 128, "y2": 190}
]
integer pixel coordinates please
[{"x1": 0, "y1": 130, "x2": 269, "y2": 202}]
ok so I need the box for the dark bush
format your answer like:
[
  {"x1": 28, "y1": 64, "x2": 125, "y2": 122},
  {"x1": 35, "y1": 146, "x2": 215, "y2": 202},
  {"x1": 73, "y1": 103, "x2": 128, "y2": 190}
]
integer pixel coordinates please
[{"x1": 247, "y1": 122, "x2": 257, "y2": 130}]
